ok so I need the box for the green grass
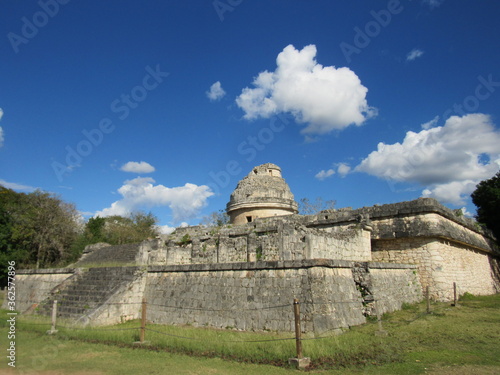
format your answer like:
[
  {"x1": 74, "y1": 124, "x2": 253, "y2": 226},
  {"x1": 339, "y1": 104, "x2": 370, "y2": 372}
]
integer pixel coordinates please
[{"x1": 1, "y1": 294, "x2": 499, "y2": 374}]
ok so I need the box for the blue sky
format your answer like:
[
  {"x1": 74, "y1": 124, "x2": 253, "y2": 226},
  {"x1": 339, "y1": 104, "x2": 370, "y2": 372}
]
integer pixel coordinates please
[{"x1": 1, "y1": 1, "x2": 500, "y2": 232}]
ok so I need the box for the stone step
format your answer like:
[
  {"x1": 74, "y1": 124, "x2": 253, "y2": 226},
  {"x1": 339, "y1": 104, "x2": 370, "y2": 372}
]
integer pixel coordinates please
[
  {"x1": 75, "y1": 243, "x2": 141, "y2": 266},
  {"x1": 37, "y1": 267, "x2": 141, "y2": 321}
]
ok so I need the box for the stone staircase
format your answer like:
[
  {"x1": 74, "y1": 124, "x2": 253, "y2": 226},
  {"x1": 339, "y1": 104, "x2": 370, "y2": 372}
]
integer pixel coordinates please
[
  {"x1": 75, "y1": 243, "x2": 141, "y2": 267},
  {"x1": 38, "y1": 266, "x2": 141, "y2": 322}
]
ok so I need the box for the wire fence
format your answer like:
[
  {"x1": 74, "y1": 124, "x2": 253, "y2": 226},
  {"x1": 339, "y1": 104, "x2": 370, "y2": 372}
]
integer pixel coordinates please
[{"x1": 11, "y1": 283, "x2": 457, "y2": 367}]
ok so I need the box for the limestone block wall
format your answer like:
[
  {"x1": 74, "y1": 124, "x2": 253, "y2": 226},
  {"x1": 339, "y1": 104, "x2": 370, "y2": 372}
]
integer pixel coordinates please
[
  {"x1": 160, "y1": 221, "x2": 371, "y2": 266},
  {"x1": 144, "y1": 260, "x2": 366, "y2": 333},
  {"x1": 370, "y1": 212, "x2": 496, "y2": 252},
  {"x1": 3, "y1": 268, "x2": 75, "y2": 313},
  {"x1": 368, "y1": 264, "x2": 422, "y2": 314},
  {"x1": 13, "y1": 260, "x2": 421, "y2": 331},
  {"x1": 306, "y1": 228, "x2": 371, "y2": 261},
  {"x1": 372, "y1": 237, "x2": 499, "y2": 300},
  {"x1": 218, "y1": 235, "x2": 253, "y2": 263},
  {"x1": 84, "y1": 269, "x2": 147, "y2": 326}
]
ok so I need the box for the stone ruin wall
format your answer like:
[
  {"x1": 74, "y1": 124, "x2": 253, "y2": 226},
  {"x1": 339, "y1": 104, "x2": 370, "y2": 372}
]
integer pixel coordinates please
[
  {"x1": 8, "y1": 198, "x2": 498, "y2": 330},
  {"x1": 12, "y1": 268, "x2": 75, "y2": 314},
  {"x1": 8, "y1": 260, "x2": 421, "y2": 332},
  {"x1": 372, "y1": 237, "x2": 499, "y2": 300},
  {"x1": 368, "y1": 211, "x2": 500, "y2": 300},
  {"x1": 148, "y1": 220, "x2": 372, "y2": 266}
]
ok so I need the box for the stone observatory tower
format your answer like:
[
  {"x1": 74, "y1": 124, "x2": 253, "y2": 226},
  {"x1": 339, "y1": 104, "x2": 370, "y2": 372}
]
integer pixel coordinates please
[{"x1": 226, "y1": 163, "x2": 298, "y2": 225}]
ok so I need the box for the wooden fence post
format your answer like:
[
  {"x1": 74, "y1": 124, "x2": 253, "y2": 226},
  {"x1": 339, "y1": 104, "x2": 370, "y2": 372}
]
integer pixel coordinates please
[
  {"x1": 426, "y1": 286, "x2": 431, "y2": 314},
  {"x1": 293, "y1": 298, "x2": 302, "y2": 359},
  {"x1": 452, "y1": 282, "x2": 457, "y2": 307},
  {"x1": 375, "y1": 299, "x2": 388, "y2": 336},
  {"x1": 140, "y1": 297, "x2": 147, "y2": 343},
  {"x1": 47, "y1": 300, "x2": 58, "y2": 335},
  {"x1": 288, "y1": 299, "x2": 310, "y2": 369}
]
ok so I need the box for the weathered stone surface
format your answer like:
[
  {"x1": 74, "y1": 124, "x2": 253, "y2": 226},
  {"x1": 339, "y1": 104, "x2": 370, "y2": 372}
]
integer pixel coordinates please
[
  {"x1": 372, "y1": 237, "x2": 499, "y2": 301},
  {"x1": 74, "y1": 243, "x2": 141, "y2": 266},
  {"x1": 226, "y1": 163, "x2": 298, "y2": 225},
  {"x1": 35, "y1": 267, "x2": 145, "y2": 325},
  {"x1": 19, "y1": 260, "x2": 421, "y2": 332},
  {"x1": 3, "y1": 269, "x2": 76, "y2": 313}
]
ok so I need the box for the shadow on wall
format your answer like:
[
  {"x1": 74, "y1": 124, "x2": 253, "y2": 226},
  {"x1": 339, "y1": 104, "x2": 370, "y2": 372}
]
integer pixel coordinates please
[{"x1": 489, "y1": 256, "x2": 500, "y2": 293}]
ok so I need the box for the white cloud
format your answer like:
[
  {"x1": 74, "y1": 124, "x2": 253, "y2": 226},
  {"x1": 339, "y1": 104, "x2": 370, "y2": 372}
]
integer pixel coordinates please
[
  {"x1": 355, "y1": 113, "x2": 500, "y2": 205},
  {"x1": 315, "y1": 169, "x2": 335, "y2": 181},
  {"x1": 236, "y1": 44, "x2": 376, "y2": 135},
  {"x1": 0, "y1": 108, "x2": 3, "y2": 121},
  {"x1": 206, "y1": 81, "x2": 226, "y2": 101},
  {"x1": 156, "y1": 221, "x2": 189, "y2": 235},
  {"x1": 156, "y1": 224, "x2": 176, "y2": 235},
  {"x1": 421, "y1": 115, "x2": 439, "y2": 130},
  {"x1": 337, "y1": 163, "x2": 351, "y2": 177},
  {"x1": 120, "y1": 161, "x2": 156, "y2": 174},
  {"x1": 0, "y1": 179, "x2": 36, "y2": 192},
  {"x1": 422, "y1": 180, "x2": 478, "y2": 206},
  {"x1": 459, "y1": 206, "x2": 473, "y2": 218},
  {"x1": 406, "y1": 49, "x2": 424, "y2": 61},
  {"x1": 95, "y1": 177, "x2": 213, "y2": 223}
]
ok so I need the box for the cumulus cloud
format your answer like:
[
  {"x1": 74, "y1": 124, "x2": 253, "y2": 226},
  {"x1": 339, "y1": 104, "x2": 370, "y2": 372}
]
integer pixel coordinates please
[
  {"x1": 120, "y1": 161, "x2": 155, "y2": 174},
  {"x1": 315, "y1": 169, "x2": 335, "y2": 181},
  {"x1": 236, "y1": 44, "x2": 376, "y2": 135},
  {"x1": 157, "y1": 221, "x2": 189, "y2": 235},
  {"x1": 422, "y1": 180, "x2": 479, "y2": 206},
  {"x1": 406, "y1": 49, "x2": 424, "y2": 61},
  {"x1": 206, "y1": 81, "x2": 226, "y2": 101},
  {"x1": 95, "y1": 177, "x2": 213, "y2": 222},
  {"x1": 421, "y1": 115, "x2": 439, "y2": 130},
  {"x1": 355, "y1": 113, "x2": 500, "y2": 205},
  {"x1": 156, "y1": 224, "x2": 176, "y2": 235},
  {"x1": 337, "y1": 163, "x2": 351, "y2": 177}
]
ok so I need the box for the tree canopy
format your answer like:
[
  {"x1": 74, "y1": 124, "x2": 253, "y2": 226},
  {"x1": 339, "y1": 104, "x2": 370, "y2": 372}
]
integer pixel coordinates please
[
  {"x1": 0, "y1": 185, "x2": 160, "y2": 286},
  {"x1": 471, "y1": 171, "x2": 500, "y2": 242}
]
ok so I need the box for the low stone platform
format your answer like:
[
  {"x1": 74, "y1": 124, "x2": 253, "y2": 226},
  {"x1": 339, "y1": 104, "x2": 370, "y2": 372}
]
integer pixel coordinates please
[{"x1": 10, "y1": 260, "x2": 421, "y2": 332}]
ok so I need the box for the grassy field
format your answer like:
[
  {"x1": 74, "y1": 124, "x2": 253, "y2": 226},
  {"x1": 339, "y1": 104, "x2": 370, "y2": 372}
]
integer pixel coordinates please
[{"x1": 1, "y1": 293, "x2": 499, "y2": 374}]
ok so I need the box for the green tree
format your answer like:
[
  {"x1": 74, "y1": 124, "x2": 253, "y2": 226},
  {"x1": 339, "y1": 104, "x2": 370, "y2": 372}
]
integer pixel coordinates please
[
  {"x1": 86, "y1": 216, "x2": 106, "y2": 243},
  {"x1": 0, "y1": 186, "x2": 81, "y2": 283},
  {"x1": 0, "y1": 187, "x2": 29, "y2": 286},
  {"x1": 102, "y1": 211, "x2": 159, "y2": 245},
  {"x1": 68, "y1": 216, "x2": 106, "y2": 262},
  {"x1": 13, "y1": 190, "x2": 80, "y2": 268},
  {"x1": 70, "y1": 211, "x2": 160, "y2": 262},
  {"x1": 471, "y1": 171, "x2": 500, "y2": 242}
]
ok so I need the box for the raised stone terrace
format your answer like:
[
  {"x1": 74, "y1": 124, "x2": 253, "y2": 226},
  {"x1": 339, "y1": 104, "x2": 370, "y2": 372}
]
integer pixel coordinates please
[{"x1": 38, "y1": 266, "x2": 142, "y2": 323}]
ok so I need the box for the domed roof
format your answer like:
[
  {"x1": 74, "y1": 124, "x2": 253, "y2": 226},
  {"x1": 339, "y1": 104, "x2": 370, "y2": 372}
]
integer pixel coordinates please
[{"x1": 226, "y1": 163, "x2": 298, "y2": 215}]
